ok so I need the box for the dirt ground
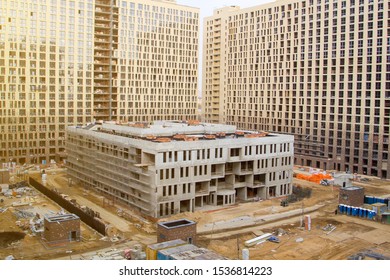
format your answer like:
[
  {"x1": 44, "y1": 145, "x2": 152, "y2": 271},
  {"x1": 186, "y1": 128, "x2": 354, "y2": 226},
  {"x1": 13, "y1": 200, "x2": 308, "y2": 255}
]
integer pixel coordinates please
[
  {"x1": 1, "y1": 168, "x2": 389, "y2": 260},
  {"x1": 192, "y1": 176, "x2": 390, "y2": 260},
  {"x1": 41, "y1": 171, "x2": 157, "y2": 238},
  {"x1": 0, "y1": 190, "x2": 109, "y2": 260},
  {"x1": 1, "y1": 168, "x2": 159, "y2": 260}
]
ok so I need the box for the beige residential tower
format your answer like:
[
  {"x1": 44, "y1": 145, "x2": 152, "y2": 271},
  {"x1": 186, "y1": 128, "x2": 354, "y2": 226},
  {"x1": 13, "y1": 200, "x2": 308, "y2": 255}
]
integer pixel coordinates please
[
  {"x1": 203, "y1": 0, "x2": 390, "y2": 179},
  {"x1": 0, "y1": 0, "x2": 199, "y2": 165}
]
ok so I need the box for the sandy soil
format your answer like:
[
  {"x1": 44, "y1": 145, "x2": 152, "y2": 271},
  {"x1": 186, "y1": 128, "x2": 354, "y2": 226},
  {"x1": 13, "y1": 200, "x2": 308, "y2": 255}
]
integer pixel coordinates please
[
  {"x1": 2, "y1": 168, "x2": 389, "y2": 260},
  {"x1": 176, "y1": 176, "x2": 390, "y2": 260},
  {"x1": 0, "y1": 191, "x2": 109, "y2": 260}
]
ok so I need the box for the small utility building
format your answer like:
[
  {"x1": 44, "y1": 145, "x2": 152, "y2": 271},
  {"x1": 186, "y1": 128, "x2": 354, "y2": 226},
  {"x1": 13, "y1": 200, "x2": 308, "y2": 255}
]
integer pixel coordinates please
[
  {"x1": 157, "y1": 219, "x2": 197, "y2": 244},
  {"x1": 43, "y1": 214, "x2": 80, "y2": 243}
]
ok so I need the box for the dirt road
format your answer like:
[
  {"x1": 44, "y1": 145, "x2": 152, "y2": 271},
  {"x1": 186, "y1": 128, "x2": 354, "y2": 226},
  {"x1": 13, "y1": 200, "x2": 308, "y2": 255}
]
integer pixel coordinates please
[{"x1": 46, "y1": 175, "x2": 133, "y2": 233}]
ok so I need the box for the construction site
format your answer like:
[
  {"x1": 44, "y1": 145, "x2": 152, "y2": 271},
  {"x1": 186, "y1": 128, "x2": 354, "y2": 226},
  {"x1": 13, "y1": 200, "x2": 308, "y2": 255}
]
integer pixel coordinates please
[{"x1": 0, "y1": 163, "x2": 389, "y2": 260}]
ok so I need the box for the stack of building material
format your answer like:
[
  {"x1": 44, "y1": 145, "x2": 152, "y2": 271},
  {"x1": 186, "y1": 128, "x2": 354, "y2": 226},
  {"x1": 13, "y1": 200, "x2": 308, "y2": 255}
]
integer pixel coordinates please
[
  {"x1": 296, "y1": 173, "x2": 333, "y2": 184},
  {"x1": 171, "y1": 247, "x2": 227, "y2": 260},
  {"x1": 304, "y1": 215, "x2": 311, "y2": 231},
  {"x1": 146, "y1": 239, "x2": 187, "y2": 260},
  {"x1": 244, "y1": 233, "x2": 273, "y2": 247}
]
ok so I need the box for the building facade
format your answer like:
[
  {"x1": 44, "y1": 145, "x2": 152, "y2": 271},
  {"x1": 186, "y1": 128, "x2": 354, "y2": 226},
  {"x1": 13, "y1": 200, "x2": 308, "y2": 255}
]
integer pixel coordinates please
[
  {"x1": 0, "y1": 0, "x2": 199, "y2": 165},
  {"x1": 157, "y1": 219, "x2": 197, "y2": 244},
  {"x1": 203, "y1": 0, "x2": 390, "y2": 178},
  {"x1": 43, "y1": 214, "x2": 81, "y2": 243},
  {"x1": 66, "y1": 121, "x2": 294, "y2": 218}
]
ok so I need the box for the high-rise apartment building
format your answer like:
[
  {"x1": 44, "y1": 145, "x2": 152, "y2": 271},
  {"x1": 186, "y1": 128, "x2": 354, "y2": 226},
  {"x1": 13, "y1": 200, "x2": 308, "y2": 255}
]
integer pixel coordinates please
[
  {"x1": 203, "y1": 0, "x2": 390, "y2": 178},
  {"x1": 0, "y1": 0, "x2": 199, "y2": 165}
]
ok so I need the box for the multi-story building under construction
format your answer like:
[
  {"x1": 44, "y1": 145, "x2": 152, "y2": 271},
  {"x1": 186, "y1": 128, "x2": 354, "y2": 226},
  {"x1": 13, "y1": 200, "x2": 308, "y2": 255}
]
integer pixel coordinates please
[
  {"x1": 203, "y1": 0, "x2": 390, "y2": 179},
  {"x1": 66, "y1": 121, "x2": 294, "y2": 218},
  {"x1": 0, "y1": 0, "x2": 199, "y2": 165}
]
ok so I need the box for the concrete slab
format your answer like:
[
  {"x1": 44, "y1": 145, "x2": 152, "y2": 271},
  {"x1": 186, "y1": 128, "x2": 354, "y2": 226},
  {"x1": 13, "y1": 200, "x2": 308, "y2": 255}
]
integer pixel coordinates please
[
  {"x1": 321, "y1": 232, "x2": 353, "y2": 242},
  {"x1": 356, "y1": 229, "x2": 390, "y2": 245}
]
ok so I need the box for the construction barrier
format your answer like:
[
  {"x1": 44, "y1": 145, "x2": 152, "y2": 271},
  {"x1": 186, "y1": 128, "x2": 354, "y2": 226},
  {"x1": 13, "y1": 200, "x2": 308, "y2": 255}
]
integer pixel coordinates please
[{"x1": 29, "y1": 177, "x2": 107, "y2": 236}]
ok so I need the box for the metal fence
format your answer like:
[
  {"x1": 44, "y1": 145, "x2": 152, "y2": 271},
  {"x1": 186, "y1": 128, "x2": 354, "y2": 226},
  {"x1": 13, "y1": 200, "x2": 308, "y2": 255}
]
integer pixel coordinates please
[{"x1": 29, "y1": 177, "x2": 107, "y2": 236}]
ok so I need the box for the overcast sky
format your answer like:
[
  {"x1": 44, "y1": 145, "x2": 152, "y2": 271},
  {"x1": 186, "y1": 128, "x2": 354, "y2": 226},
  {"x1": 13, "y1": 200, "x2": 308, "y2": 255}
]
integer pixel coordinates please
[{"x1": 176, "y1": 0, "x2": 274, "y2": 93}]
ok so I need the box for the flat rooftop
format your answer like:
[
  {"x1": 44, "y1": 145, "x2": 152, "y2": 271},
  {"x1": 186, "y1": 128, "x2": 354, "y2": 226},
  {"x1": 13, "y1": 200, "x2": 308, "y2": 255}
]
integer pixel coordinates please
[
  {"x1": 76, "y1": 120, "x2": 282, "y2": 143},
  {"x1": 45, "y1": 214, "x2": 80, "y2": 223},
  {"x1": 158, "y1": 219, "x2": 196, "y2": 229}
]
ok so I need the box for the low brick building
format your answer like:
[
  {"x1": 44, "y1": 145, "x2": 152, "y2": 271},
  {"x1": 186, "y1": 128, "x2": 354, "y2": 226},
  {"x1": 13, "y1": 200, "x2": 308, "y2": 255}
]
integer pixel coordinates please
[
  {"x1": 339, "y1": 186, "x2": 364, "y2": 207},
  {"x1": 157, "y1": 219, "x2": 197, "y2": 244},
  {"x1": 43, "y1": 214, "x2": 80, "y2": 244}
]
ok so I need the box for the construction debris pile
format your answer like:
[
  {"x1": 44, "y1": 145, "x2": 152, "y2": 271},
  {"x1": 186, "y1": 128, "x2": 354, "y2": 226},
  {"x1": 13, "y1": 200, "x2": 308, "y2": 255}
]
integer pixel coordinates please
[
  {"x1": 123, "y1": 244, "x2": 146, "y2": 260},
  {"x1": 13, "y1": 209, "x2": 35, "y2": 219},
  {"x1": 29, "y1": 214, "x2": 44, "y2": 235},
  {"x1": 13, "y1": 210, "x2": 48, "y2": 236},
  {"x1": 1, "y1": 181, "x2": 38, "y2": 207},
  {"x1": 348, "y1": 250, "x2": 390, "y2": 260},
  {"x1": 322, "y1": 224, "x2": 337, "y2": 235}
]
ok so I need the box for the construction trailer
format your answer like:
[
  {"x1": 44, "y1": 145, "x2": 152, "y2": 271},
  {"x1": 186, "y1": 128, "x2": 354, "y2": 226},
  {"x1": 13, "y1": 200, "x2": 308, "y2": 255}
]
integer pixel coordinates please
[{"x1": 146, "y1": 239, "x2": 187, "y2": 260}]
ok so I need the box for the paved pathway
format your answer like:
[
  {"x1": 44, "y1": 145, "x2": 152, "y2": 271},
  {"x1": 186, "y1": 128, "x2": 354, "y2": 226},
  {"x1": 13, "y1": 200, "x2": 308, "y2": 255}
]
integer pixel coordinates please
[{"x1": 200, "y1": 204, "x2": 325, "y2": 236}]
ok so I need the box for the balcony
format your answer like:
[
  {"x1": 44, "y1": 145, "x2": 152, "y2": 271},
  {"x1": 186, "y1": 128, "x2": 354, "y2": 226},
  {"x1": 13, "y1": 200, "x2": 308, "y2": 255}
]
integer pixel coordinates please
[
  {"x1": 95, "y1": 1, "x2": 111, "y2": 7},
  {"x1": 95, "y1": 16, "x2": 110, "y2": 22},
  {"x1": 95, "y1": 31, "x2": 110, "y2": 37},
  {"x1": 95, "y1": 67, "x2": 110, "y2": 73},
  {"x1": 95, "y1": 74, "x2": 109, "y2": 80},
  {"x1": 95, "y1": 8, "x2": 111, "y2": 15},
  {"x1": 252, "y1": 181, "x2": 265, "y2": 188},
  {"x1": 94, "y1": 83, "x2": 110, "y2": 87},
  {"x1": 94, "y1": 52, "x2": 111, "y2": 58},
  {"x1": 95, "y1": 38, "x2": 110, "y2": 44},
  {"x1": 94, "y1": 111, "x2": 110, "y2": 117},
  {"x1": 94, "y1": 89, "x2": 109, "y2": 95}
]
